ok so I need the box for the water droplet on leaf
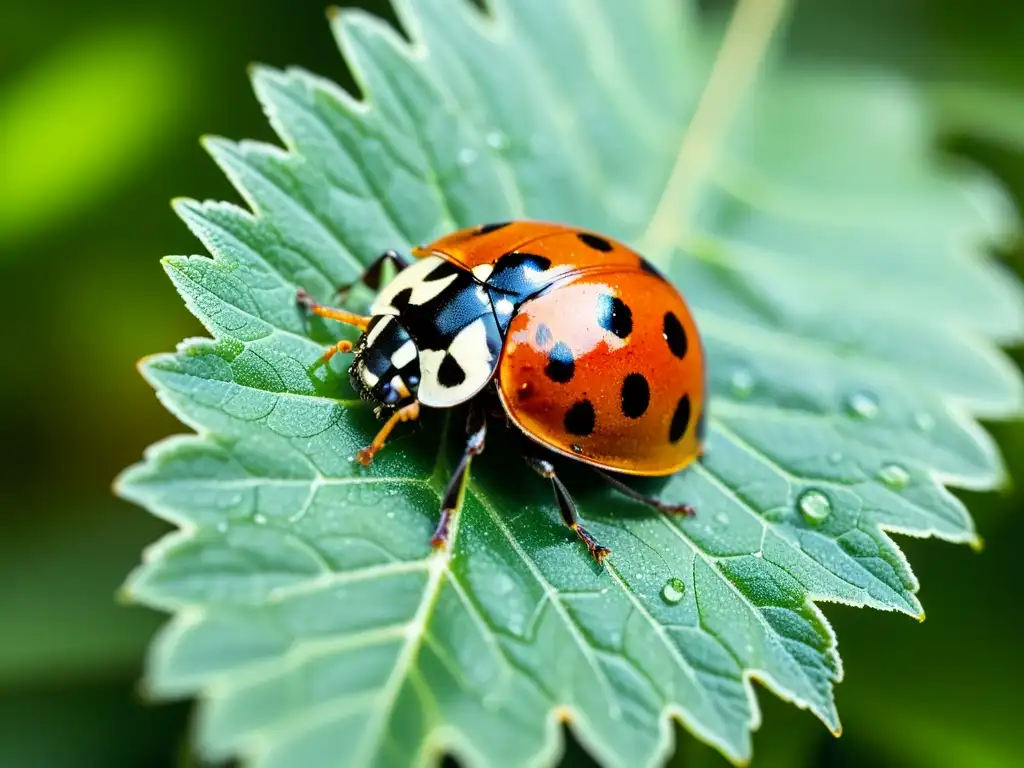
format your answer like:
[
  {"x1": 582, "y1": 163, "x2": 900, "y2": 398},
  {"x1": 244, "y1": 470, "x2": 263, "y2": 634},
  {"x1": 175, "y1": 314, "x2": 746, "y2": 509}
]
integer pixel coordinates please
[
  {"x1": 914, "y1": 412, "x2": 935, "y2": 432},
  {"x1": 252, "y1": 513, "x2": 267, "y2": 525},
  {"x1": 877, "y1": 463, "x2": 909, "y2": 490},
  {"x1": 486, "y1": 130, "x2": 507, "y2": 150},
  {"x1": 730, "y1": 369, "x2": 754, "y2": 397},
  {"x1": 845, "y1": 392, "x2": 878, "y2": 419},
  {"x1": 215, "y1": 521, "x2": 229, "y2": 533},
  {"x1": 661, "y1": 577, "x2": 686, "y2": 604},
  {"x1": 714, "y1": 512, "x2": 729, "y2": 526},
  {"x1": 457, "y1": 147, "x2": 477, "y2": 166},
  {"x1": 798, "y1": 489, "x2": 832, "y2": 524},
  {"x1": 827, "y1": 452, "x2": 842, "y2": 464}
]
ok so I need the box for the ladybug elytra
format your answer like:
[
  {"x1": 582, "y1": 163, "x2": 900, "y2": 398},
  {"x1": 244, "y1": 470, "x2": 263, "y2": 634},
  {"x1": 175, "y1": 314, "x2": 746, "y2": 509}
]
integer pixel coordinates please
[{"x1": 297, "y1": 220, "x2": 706, "y2": 563}]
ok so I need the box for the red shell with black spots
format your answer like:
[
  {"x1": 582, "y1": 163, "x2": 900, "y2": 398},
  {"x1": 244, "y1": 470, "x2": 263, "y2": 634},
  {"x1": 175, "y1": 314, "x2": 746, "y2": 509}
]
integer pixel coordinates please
[{"x1": 414, "y1": 220, "x2": 706, "y2": 477}]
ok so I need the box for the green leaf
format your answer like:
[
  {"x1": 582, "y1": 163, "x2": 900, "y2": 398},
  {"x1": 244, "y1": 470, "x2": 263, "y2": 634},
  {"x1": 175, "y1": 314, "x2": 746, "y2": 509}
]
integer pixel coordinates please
[{"x1": 116, "y1": 0, "x2": 1024, "y2": 765}]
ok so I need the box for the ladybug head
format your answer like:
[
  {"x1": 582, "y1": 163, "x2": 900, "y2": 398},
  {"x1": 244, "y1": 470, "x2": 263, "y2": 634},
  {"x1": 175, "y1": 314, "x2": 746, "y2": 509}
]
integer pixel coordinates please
[{"x1": 350, "y1": 314, "x2": 421, "y2": 412}]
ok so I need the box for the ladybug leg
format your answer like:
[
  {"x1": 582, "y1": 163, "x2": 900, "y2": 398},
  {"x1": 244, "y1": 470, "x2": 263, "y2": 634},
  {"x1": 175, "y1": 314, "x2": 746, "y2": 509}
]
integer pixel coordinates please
[
  {"x1": 431, "y1": 406, "x2": 487, "y2": 550},
  {"x1": 355, "y1": 401, "x2": 420, "y2": 466},
  {"x1": 525, "y1": 456, "x2": 611, "y2": 565},
  {"x1": 592, "y1": 469, "x2": 695, "y2": 516},
  {"x1": 315, "y1": 339, "x2": 354, "y2": 367},
  {"x1": 296, "y1": 288, "x2": 372, "y2": 332},
  {"x1": 335, "y1": 249, "x2": 410, "y2": 299}
]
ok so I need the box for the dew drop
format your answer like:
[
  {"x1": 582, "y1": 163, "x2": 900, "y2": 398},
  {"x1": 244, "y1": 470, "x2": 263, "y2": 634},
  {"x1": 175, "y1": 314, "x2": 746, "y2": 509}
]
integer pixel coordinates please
[
  {"x1": 661, "y1": 577, "x2": 686, "y2": 604},
  {"x1": 252, "y1": 513, "x2": 267, "y2": 525},
  {"x1": 714, "y1": 512, "x2": 729, "y2": 526},
  {"x1": 730, "y1": 369, "x2": 755, "y2": 398},
  {"x1": 798, "y1": 489, "x2": 832, "y2": 524},
  {"x1": 827, "y1": 452, "x2": 842, "y2": 465},
  {"x1": 486, "y1": 130, "x2": 508, "y2": 150},
  {"x1": 457, "y1": 147, "x2": 477, "y2": 166},
  {"x1": 219, "y1": 492, "x2": 243, "y2": 509},
  {"x1": 387, "y1": 511, "x2": 395, "y2": 519},
  {"x1": 845, "y1": 392, "x2": 878, "y2": 419},
  {"x1": 877, "y1": 463, "x2": 910, "y2": 490},
  {"x1": 914, "y1": 412, "x2": 935, "y2": 432},
  {"x1": 215, "y1": 521, "x2": 229, "y2": 534}
]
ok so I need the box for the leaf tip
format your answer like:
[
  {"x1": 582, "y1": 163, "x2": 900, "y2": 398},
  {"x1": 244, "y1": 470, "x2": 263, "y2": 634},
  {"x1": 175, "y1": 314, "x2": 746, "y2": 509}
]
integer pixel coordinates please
[
  {"x1": 110, "y1": 466, "x2": 132, "y2": 501},
  {"x1": 159, "y1": 253, "x2": 186, "y2": 269},
  {"x1": 115, "y1": 585, "x2": 136, "y2": 606},
  {"x1": 199, "y1": 134, "x2": 231, "y2": 156},
  {"x1": 969, "y1": 534, "x2": 986, "y2": 553},
  {"x1": 135, "y1": 676, "x2": 160, "y2": 704},
  {"x1": 170, "y1": 197, "x2": 201, "y2": 222},
  {"x1": 135, "y1": 352, "x2": 170, "y2": 386}
]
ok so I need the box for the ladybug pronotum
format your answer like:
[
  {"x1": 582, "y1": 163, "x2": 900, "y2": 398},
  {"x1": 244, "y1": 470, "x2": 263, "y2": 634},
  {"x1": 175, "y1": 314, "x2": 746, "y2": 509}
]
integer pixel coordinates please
[{"x1": 297, "y1": 220, "x2": 706, "y2": 563}]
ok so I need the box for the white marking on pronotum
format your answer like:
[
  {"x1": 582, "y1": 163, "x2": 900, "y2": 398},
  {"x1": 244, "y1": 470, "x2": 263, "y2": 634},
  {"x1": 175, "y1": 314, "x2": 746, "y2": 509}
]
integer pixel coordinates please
[
  {"x1": 371, "y1": 256, "x2": 458, "y2": 314},
  {"x1": 417, "y1": 318, "x2": 495, "y2": 407},
  {"x1": 411, "y1": 272, "x2": 458, "y2": 305},
  {"x1": 472, "y1": 263, "x2": 494, "y2": 281},
  {"x1": 365, "y1": 315, "x2": 392, "y2": 347},
  {"x1": 390, "y1": 339, "x2": 417, "y2": 369},
  {"x1": 360, "y1": 365, "x2": 380, "y2": 388}
]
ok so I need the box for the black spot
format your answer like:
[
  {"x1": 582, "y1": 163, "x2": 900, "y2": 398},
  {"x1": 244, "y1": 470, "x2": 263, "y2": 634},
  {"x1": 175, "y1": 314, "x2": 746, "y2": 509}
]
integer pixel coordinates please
[
  {"x1": 545, "y1": 342, "x2": 575, "y2": 383},
  {"x1": 640, "y1": 258, "x2": 666, "y2": 280},
  {"x1": 425, "y1": 259, "x2": 462, "y2": 281},
  {"x1": 669, "y1": 394, "x2": 691, "y2": 443},
  {"x1": 535, "y1": 323, "x2": 553, "y2": 347},
  {"x1": 620, "y1": 373, "x2": 650, "y2": 418},
  {"x1": 437, "y1": 354, "x2": 466, "y2": 387},
  {"x1": 477, "y1": 222, "x2": 510, "y2": 235},
  {"x1": 663, "y1": 312, "x2": 687, "y2": 359},
  {"x1": 564, "y1": 400, "x2": 595, "y2": 436},
  {"x1": 597, "y1": 295, "x2": 632, "y2": 338},
  {"x1": 577, "y1": 232, "x2": 613, "y2": 252},
  {"x1": 389, "y1": 287, "x2": 413, "y2": 311}
]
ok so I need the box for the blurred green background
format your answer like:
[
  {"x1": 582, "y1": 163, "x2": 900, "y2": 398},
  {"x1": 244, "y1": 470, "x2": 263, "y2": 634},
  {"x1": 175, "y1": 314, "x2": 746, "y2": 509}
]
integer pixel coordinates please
[{"x1": 1, "y1": 1, "x2": 1022, "y2": 766}]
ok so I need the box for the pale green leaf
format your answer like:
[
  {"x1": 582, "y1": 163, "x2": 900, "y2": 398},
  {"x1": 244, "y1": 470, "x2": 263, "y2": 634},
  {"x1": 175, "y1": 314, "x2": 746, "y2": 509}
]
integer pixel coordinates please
[{"x1": 116, "y1": 0, "x2": 1024, "y2": 766}]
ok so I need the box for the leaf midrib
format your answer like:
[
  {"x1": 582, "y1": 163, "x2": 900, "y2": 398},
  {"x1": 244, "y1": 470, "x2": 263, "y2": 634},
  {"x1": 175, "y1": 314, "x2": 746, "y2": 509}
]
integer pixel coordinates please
[{"x1": 640, "y1": 0, "x2": 791, "y2": 256}]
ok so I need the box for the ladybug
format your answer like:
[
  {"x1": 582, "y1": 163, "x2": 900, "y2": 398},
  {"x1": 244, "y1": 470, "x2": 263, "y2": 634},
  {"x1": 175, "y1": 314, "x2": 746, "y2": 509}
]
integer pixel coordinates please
[{"x1": 297, "y1": 220, "x2": 706, "y2": 563}]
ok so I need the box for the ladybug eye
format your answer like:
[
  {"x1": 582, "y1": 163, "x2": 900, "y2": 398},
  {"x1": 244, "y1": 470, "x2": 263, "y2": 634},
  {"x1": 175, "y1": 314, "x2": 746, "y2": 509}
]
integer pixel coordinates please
[{"x1": 380, "y1": 384, "x2": 400, "y2": 405}]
